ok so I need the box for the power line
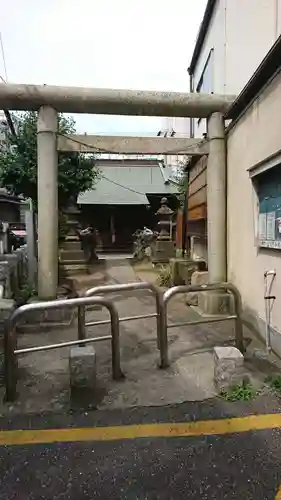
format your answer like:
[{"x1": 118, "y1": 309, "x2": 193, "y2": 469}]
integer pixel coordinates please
[{"x1": 0, "y1": 33, "x2": 8, "y2": 82}]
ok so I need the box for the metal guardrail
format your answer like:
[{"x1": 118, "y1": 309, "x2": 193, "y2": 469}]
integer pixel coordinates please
[
  {"x1": 4, "y1": 280, "x2": 244, "y2": 402},
  {"x1": 4, "y1": 295, "x2": 124, "y2": 402},
  {"x1": 78, "y1": 281, "x2": 166, "y2": 366},
  {"x1": 159, "y1": 282, "x2": 244, "y2": 368}
]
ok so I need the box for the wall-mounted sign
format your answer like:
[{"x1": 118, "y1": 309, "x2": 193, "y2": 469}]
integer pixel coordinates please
[{"x1": 259, "y1": 211, "x2": 281, "y2": 249}]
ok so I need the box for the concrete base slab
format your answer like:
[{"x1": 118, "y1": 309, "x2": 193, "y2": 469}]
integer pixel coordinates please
[
  {"x1": 198, "y1": 291, "x2": 235, "y2": 316},
  {"x1": 17, "y1": 296, "x2": 75, "y2": 333},
  {"x1": 69, "y1": 346, "x2": 97, "y2": 389},
  {"x1": 2, "y1": 258, "x2": 279, "y2": 417}
]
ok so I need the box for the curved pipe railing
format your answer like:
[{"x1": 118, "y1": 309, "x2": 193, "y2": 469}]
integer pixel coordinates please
[
  {"x1": 5, "y1": 295, "x2": 123, "y2": 402},
  {"x1": 160, "y1": 282, "x2": 244, "y2": 368},
  {"x1": 79, "y1": 281, "x2": 166, "y2": 367}
]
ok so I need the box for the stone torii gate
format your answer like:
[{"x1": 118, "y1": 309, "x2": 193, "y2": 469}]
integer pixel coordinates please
[{"x1": 0, "y1": 83, "x2": 235, "y2": 307}]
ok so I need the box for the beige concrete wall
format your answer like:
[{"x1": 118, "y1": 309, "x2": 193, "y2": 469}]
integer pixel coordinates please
[{"x1": 227, "y1": 70, "x2": 281, "y2": 350}]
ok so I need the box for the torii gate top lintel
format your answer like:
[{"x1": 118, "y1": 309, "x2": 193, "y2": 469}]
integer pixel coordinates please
[{"x1": 0, "y1": 83, "x2": 236, "y2": 118}]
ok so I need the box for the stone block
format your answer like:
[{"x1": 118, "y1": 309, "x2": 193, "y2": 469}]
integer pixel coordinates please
[
  {"x1": 214, "y1": 346, "x2": 247, "y2": 391},
  {"x1": 191, "y1": 271, "x2": 209, "y2": 286},
  {"x1": 170, "y1": 258, "x2": 198, "y2": 286},
  {"x1": 69, "y1": 346, "x2": 97, "y2": 389},
  {"x1": 0, "y1": 298, "x2": 16, "y2": 334},
  {"x1": 198, "y1": 291, "x2": 234, "y2": 315},
  {"x1": 186, "y1": 271, "x2": 209, "y2": 306}
]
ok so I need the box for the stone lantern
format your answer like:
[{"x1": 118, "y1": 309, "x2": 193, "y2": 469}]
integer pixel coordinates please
[
  {"x1": 63, "y1": 197, "x2": 81, "y2": 241},
  {"x1": 155, "y1": 197, "x2": 174, "y2": 240},
  {"x1": 151, "y1": 197, "x2": 176, "y2": 263}
]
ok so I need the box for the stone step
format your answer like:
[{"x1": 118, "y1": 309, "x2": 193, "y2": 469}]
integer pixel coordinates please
[
  {"x1": 60, "y1": 249, "x2": 85, "y2": 261},
  {"x1": 61, "y1": 263, "x2": 89, "y2": 276},
  {"x1": 61, "y1": 241, "x2": 82, "y2": 251},
  {"x1": 60, "y1": 260, "x2": 87, "y2": 266}
]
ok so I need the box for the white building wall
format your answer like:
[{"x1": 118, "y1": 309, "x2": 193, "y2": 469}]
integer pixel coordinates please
[
  {"x1": 192, "y1": 0, "x2": 281, "y2": 137},
  {"x1": 227, "y1": 70, "x2": 281, "y2": 353},
  {"x1": 225, "y1": 0, "x2": 278, "y2": 92},
  {"x1": 160, "y1": 116, "x2": 191, "y2": 168}
]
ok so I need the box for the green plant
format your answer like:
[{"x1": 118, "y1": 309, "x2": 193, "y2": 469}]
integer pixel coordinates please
[
  {"x1": 0, "y1": 111, "x2": 99, "y2": 208},
  {"x1": 265, "y1": 374, "x2": 281, "y2": 393},
  {"x1": 220, "y1": 381, "x2": 257, "y2": 402},
  {"x1": 175, "y1": 248, "x2": 188, "y2": 258},
  {"x1": 157, "y1": 265, "x2": 172, "y2": 287},
  {"x1": 18, "y1": 284, "x2": 37, "y2": 304}
]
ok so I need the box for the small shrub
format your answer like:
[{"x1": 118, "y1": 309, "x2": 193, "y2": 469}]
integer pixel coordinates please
[
  {"x1": 157, "y1": 265, "x2": 172, "y2": 287},
  {"x1": 220, "y1": 382, "x2": 257, "y2": 402},
  {"x1": 265, "y1": 374, "x2": 281, "y2": 393},
  {"x1": 18, "y1": 284, "x2": 37, "y2": 304}
]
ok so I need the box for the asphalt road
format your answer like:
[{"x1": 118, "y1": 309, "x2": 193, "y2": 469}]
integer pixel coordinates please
[{"x1": 1, "y1": 400, "x2": 281, "y2": 499}]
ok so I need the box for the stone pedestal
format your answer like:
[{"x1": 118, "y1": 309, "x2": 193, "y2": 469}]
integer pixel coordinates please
[
  {"x1": 151, "y1": 240, "x2": 175, "y2": 264},
  {"x1": 198, "y1": 290, "x2": 234, "y2": 315},
  {"x1": 214, "y1": 346, "x2": 247, "y2": 391},
  {"x1": 69, "y1": 346, "x2": 97, "y2": 389}
]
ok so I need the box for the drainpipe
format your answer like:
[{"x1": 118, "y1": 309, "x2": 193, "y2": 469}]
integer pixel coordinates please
[
  {"x1": 206, "y1": 112, "x2": 226, "y2": 283},
  {"x1": 37, "y1": 106, "x2": 58, "y2": 299}
]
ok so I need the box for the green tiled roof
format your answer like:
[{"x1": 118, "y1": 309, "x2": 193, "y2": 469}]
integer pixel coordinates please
[{"x1": 78, "y1": 160, "x2": 178, "y2": 205}]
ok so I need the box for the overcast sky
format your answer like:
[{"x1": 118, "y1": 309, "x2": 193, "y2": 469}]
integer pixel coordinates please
[{"x1": 0, "y1": 0, "x2": 207, "y2": 135}]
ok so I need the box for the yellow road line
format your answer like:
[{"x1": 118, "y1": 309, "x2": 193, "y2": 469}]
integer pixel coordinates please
[
  {"x1": 1, "y1": 413, "x2": 281, "y2": 447},
  {"x1": 276, "y1": 486, "x2": 281, "y2": 499}
]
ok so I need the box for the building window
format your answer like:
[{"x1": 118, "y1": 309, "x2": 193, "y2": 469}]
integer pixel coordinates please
[
  {"x1": 253, "y1": 162, "x2": 281, "y2": 250},
  {"x1": 196, "y1": 49, "x2": 214, "y2": 130},
  {"x1": 196, "y1": 49, "x2": 214, "y2": 95}
]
